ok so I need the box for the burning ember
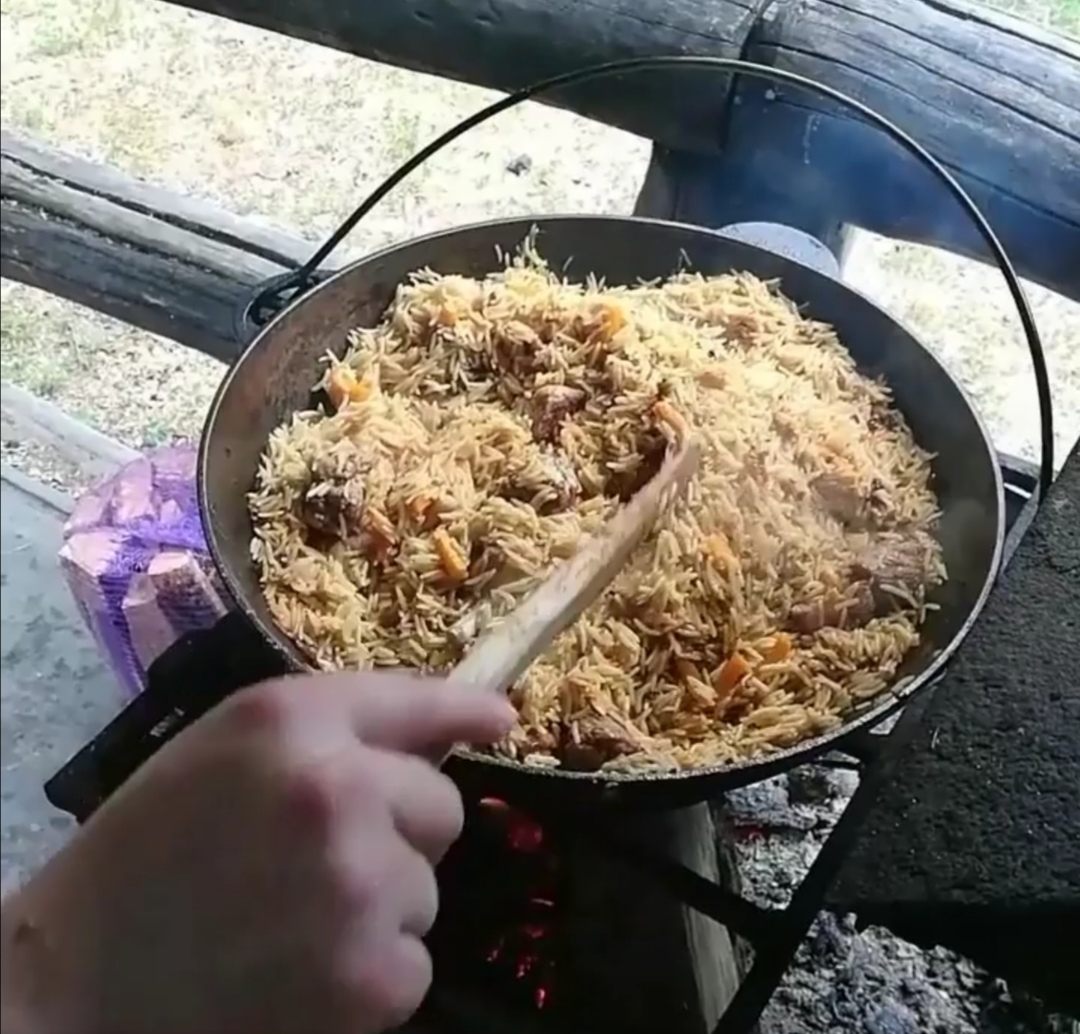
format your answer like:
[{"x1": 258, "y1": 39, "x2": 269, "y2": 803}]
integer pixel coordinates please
[
  {"x1": 427, "y1": 796, "x2": 561, "y2": 1012},
  {"x1": 474, "y1": 798, "x2": 558, "y2": 1009}
]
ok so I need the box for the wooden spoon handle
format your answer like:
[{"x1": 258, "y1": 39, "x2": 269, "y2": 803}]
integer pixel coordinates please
[{"x1": 450, "y1": 438, "x2": 700, "y2": 698}]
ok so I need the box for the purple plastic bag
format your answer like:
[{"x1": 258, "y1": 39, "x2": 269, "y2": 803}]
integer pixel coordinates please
[{"x1": 60, "y1": 444, "x2": 232, "y2": 700}]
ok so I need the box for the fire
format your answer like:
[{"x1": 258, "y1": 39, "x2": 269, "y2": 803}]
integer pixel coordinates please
[
  {"x1": 479, "y1": 796, "x2": 545, "y2": 852},
  {"x1": 475, "y1": 797, "x2": 558, "y2": 1010}
]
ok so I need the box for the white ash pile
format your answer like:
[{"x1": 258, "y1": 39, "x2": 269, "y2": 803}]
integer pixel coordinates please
[{"x1": 720, "y1": 768, "x2": 1074, "y2": 1034}]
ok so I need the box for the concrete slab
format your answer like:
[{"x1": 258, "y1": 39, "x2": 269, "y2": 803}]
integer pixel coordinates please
[
  {"x1": 829, "y1": 438, "x2": 1080, "y2": 1014},
  {"x1": 1, "y1": 472, "x2": 121, "y2": 892}
]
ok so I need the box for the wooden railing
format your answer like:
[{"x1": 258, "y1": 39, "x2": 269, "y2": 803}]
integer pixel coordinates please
[
  {"x1": 171, "y1": 0, "x2": 1080, "y2": 299},
  {"x1": 1, "y1": 130, "x2": 314, "y2": 363},
  {"x1": 2, "y1": 3, "x2": 1078, "y2": 364}
]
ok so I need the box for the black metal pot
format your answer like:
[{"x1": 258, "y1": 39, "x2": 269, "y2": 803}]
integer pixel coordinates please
[
  {"x1": 46, "y1": 56, "x2": 1052, "y2": 820},
  {"x1": 47, "y1": 214, "x2": 1006, "y2": 816}
]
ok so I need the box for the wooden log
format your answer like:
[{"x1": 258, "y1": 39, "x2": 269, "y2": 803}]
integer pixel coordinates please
[
  {"x1": 168, "y1": 0, "x2": 761, "y2": 155},
  {"x1": 734, "y1": 0, "x2": 1080, "y2": 296},
  {"x1": 1, "y1": 383, "x2": 138, "y2": 480},
  {"x1": 1, "y1": 131, "x2": 320, "y2": 363},
  {"x1": 167, "y1": 0, "x2": 1080, "y2": 299},
  {"x1": 428, "y1": 798, "x2": 744, "y2": 1032},
  {"x1": 564, "y1": 804, "x2": 743, "y2": 1032}
]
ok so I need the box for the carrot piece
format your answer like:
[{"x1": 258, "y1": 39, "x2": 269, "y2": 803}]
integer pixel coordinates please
[
  {"x1": 653, "y1": 399, "x2": 689, "y2": 442},
  {"x1": 600, "y1": 304, "x2": 627, "y2": 338},
  {"x1": 347, "y1": 373, "x2": 376, "y2": 403},
  {"x1": 433, "y1": 528, "x2": 468, "y2": 582},
  {"x1": 713, "y1": 655, "x2": 751, "y2": 698},
  {"x1": 703, "y1": 533, "x2": 736, "y2": 570},
  {"x1": 763, "y1": 633, "x2": 793, "y2": 664},
  {"x1": 326, "y1": 366, "x2": 358, "y2": 409},
  {"x1": 326, "y1": 366, "x2": 377, "y2": 408}
]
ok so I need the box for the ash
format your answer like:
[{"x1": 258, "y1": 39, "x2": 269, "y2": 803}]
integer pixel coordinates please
[{"x1": 725, "y1": 768, "x2": 1075, "y2": 1034}]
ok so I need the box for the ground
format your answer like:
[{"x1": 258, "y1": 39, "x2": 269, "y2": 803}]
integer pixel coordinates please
[{"x1": 0, "y1": 1, "x2": 1078, "y2": 1032}]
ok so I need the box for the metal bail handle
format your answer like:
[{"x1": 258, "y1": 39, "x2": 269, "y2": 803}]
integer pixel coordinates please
[{"x1": 238, "y1": 55, "x2": 1054, "y2": 501}]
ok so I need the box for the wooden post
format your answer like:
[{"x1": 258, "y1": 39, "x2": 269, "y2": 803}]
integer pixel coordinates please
[{"x1": 563, "y1": 805, "x2": 743, "y2": 1032}]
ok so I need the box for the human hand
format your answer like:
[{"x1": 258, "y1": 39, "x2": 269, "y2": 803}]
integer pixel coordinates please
[{"x1": 0, "y1": 672, "x2": 515, "y2": 1034}]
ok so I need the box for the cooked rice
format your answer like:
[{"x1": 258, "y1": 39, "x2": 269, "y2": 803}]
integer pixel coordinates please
[{"x1": 249, "y1": 247, "x2": 945, "y2": 772}]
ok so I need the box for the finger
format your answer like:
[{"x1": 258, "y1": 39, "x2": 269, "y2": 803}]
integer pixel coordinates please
[
  {"x1": 322, "y1": 671, "x2": 517, "y2": 753},
  {"x1": 344, "y1": 933, "x2": 432, "y2": 1034},
  {"x1": 333, "y1": 832, "x2": 438, "y2": 939},
  {"x1": 362, "y1": 749, "x2": 465, "y2": 863},
  {"x1": 392, "y1": 843, "x2": 440, "y2": 938},
  {"x1": 323, "y1": 802, "x2": 437, "y2": 935}
]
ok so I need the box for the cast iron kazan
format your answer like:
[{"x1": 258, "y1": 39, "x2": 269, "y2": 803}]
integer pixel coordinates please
[{"x1": 45, "y1": 215, "x2": 1005, "y2": 818}]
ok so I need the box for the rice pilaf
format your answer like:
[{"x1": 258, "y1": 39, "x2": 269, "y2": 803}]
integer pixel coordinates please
[{"x1": 249, "y1": 250, "x2": 945, "y2": 772}]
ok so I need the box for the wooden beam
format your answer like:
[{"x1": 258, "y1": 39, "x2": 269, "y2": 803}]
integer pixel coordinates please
[
  {"x1": 165, "y1": 0, "x2": 1080, "y2": 298},
  {"x1": 166, "y1": 0, "x2": 762, "y2": 155},
  {"x1": 0, "y1": 463, "x2": 75, "y2": 516},
  {"x1": 1, "y1": 131, "x2": 320, "y2": 363},
  {"x1": 740, "y1": 0, "x2": 1080, "y2": 295},
  {"x1": 1, "y1": 384, "x2": 138, "y2": 480}
]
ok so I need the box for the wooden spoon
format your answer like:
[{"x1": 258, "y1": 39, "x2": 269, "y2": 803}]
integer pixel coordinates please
[{"x1": 449, "y1": 436, "x2": 700, "y2": 700}]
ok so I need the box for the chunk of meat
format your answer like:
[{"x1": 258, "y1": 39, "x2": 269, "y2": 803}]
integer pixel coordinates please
[
  {"x1": 850, "y1": 538, "x2": 930, "y2": 614},
  {"x1": 867, "y1": 400, "x2": 902, "y2": 433},
  {"x1": 812, "y1": 472, "x2": 902, "y2": 531},
  {"x1": 360, "y1": 508, "x2": 398, "y2": 562},
  {"x1": 812, "y1": 472, "x2": 865, "y2": 526},
  {"x1": 788, "y1": 596, "x2": 828, "y2": 634},
  {"x1": 558, "y1": 713, "x2": 644, "y2": 771},
  {"x1": 405, "y1": 494, "x2": 439, "y2": 531},
  {"x1": 858, "y1": 478, "x2": 899, "y2": 527},
  {"x1": 298, "y1": 476, "x2": 365, "y2": 538},
  {"x1": 530, "y1": 384, "x2": 587, "y2": 443},
  {"x1": 608, "y1": 428, "x2": 667, "y2": 501},
  {"x1": 724, "y1": 313, "x2": 758, "y2": 348},
  {"x1": 789, "y1": 547, "x2": 931, "y2": 634},
  {"x1": 467, "y1": 542, "x2": 524, "y2": 592},
  {"x1": 698, "y1": 365, "x2": 727, "y2": 390},
  {"x1": 492, "y1": 320, "x2": 541, "y2": 377},
  {"x1": 501, "y1": 452, "x2": 581, "y2": 514}
]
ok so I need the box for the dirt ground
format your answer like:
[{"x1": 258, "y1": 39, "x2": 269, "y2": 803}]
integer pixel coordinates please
[{"x1": 1, "y1": 0, "x2": 1078, "y2": 490}]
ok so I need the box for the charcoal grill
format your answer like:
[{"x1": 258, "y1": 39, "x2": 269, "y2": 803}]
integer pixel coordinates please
[
  {"x1": 40, "y1": 57, "x2": 1078, "y2": 1033},
  {"x1": 42, "y1": 238, "x2": 1068, "y2": 1034}
]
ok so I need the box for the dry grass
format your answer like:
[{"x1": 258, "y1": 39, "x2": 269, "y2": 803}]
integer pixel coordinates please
[{"x1": 1, "y1": 0, "x2": 1077, "y2": 488}]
